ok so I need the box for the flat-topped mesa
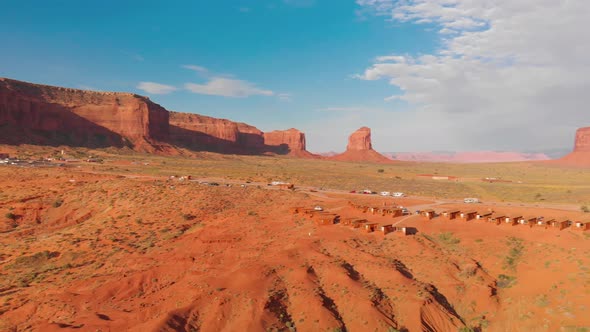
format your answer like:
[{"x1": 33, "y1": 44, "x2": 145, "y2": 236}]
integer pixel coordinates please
[
  {"x1": 347, "y1": 126, "x2": 373, "y2": 151},
  {"x1": 264, "y1": 128, "x2": 306, "y2": 153},
  {"x1": 574, "y1": 127, "x2": 590, "y2": 152},
  {"x1": 0, "y1": 77, "x2": 169, "y2": 151},
  {"x1": 169, "y1": 111, "x2": 266, "y2": 154}
]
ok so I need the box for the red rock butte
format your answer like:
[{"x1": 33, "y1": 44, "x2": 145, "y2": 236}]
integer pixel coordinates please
[
  {"x1": 329, "y1": 127, "x2": 392, "y2": 163},
  {"x1": 0, "y1": 77, "x2": 317, "y2": 157},
  {"x1": 559, "y1": 127, "x2": 590, "y2": 166}
]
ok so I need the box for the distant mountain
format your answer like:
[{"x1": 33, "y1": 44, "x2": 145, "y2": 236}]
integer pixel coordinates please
[{"x1": 381, "y1": 151, "x2": 551, "y2": 163}]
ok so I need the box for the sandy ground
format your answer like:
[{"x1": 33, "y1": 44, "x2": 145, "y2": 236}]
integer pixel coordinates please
[{"x1": 0, "y1": 164, "x2": 589, "y2": 332}]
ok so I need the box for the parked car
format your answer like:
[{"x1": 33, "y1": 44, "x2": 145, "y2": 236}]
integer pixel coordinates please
[
  {"x1": 314, "y1": 206, "x2": 323, "y2": 211},
  {"x1": 209, "y1": 182, "x2": 220, "y2": 186},
  {"x1": 362, "y1": 189, "x2": 372, "y2": 194},
  {"x1": 401, "y1": 208, "x2": 409, "y2": 215},
  {"x1": 392, "y1": 192, "x2": 405, "y2": 197},
  {"x1": 349, "y1": 190, "x2": 356, "y2": 194},
  {"x1": 380, "y1": 191, "x2": 391, "y2": 196},
  {"x1": 464, "y1": 198, "x2": 480, "y2": 203}
]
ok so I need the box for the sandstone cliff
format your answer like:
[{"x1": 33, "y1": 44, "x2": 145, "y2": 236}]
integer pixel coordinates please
[
  {"x1": 0, "y1": 78, "x2": 169, "y2": 152},
  {"x1": 0, "y1": 77, "x2": 315, "y2": 157},
  {"x1": 559, "y1": 127, "x2": 590, "y2": 166},
  {"x1": 263, "y1": 128, "x2": 315, "y2": 157},
  {"x1": 329, "y1": 127, "x2": 391, "y2": 163}
]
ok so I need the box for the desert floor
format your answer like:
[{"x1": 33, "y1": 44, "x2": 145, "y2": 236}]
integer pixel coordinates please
[{"x1": 1, "y1": 148, "x2": 589, "y2": 331}]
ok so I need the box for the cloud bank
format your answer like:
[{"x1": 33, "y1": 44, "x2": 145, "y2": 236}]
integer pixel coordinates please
[{"x1": 352, "y1": 0, "x2": 590, "y2": 152}]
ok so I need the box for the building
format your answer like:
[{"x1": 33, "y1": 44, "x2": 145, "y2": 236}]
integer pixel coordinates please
[
  {"x1": 476, "y1": 211, "x2": 493, "y2": 220},
  {"x1": 549, "y1": 219, "x2": 570, "y2": 230},
  {"x1": 364, "y1": 223, "x2": 379, "y2": 233},
  {"x1": 351, "y1": 219, "x2": 368, "y2": 228},
  {"x1": 398, "y1": 227, "x2": 417, "y2": 235},
  {"x1": 390, "y1": 208, "x2": 404, "y2": 218},
  {"x1": 504, "y1": 215, "x2": 522, "y2": 226},
  {"x1": 421, "y1": 209, "x2": 436, "y2": 220},
  {"x1": 314, "y1": 213, "x2": 339, "y2": 226},
  {"x1": 442, "y1": 210, "x2": 460, "y2": 220},
  {"x1": 380, "y1": 224, "x2": 395, "y2": 235},
  {"x1": 518, "y1": 216, "x2": 537, "y2": 227},
  {"x1": 460, "y1": 210, "x2": 478, "y2": 221},
  {"x1": 573, "y1": 221, "x2": 590, "y2": 231},
  {"x1": 488, "y1": 214, "x2": 506, "y2": 225}
]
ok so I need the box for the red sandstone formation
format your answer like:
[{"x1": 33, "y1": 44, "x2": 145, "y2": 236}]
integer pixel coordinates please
[
  {"x1": 347, "y1": 126, "x2": 372, "y2": 151},
  {"x1": 0, "y1": 78, "x2": 170, "y2": 152},
  {"x1": 559, "y1": 127, "x2": 590, "y2": 166},
  {"x1": 263, "y1": 128, "x2": 315, "y2": 157},
  {"x1": 329, "y1": 127, "x2": 391, "y2": 163},
  {"x1": 0, "y1": 77, "x2": 313, "y2": 156}
]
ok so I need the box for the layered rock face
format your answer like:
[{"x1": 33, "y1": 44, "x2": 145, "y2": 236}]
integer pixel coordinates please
[
  {"x1": 330, "y1": 127, "x2": 391, "y2": 163},
  {"x1": 573, "y1": 127, "x2": 590, "y2": 152},
  {"x1": 0, "y1": 77, "x2": 315, "y2": 157},
  {"x1": 264, "y1": 129, "x2": 305, "y2": 152},
  {"x1": 347, "y1": 126, "x2": 372, "y2": 151},
  {"x1": 0, "y1": 78, "x2": 169, "y2": 151},
  {"x1": 559, "y1": 127, "x2": 590, "y2": 166},
  {"x1": 169, "y1": 112, "x2": 268, "y2": 154}
]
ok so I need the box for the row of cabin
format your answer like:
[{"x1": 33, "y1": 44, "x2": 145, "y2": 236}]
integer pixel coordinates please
[
  {"x1": 340, "y1": 217, "x2": 415, "y2": 235},
  {"x1": 348, "y1": 202, "x2": 404, "y2": 218},
  {"x1": 440, "y1": 209, "x2": 590, "y2": 231},
  {"x1": 289, "y1": 207, "x2": 339, "y2": 226}
]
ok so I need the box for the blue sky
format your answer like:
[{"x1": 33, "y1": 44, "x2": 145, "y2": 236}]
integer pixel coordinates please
[{"x1": 1, "y1": 1, "x2": 587, "y2": 153}]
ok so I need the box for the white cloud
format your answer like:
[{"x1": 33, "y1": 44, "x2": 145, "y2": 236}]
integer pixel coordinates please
[
  {"x1": 278, "y1": 93, "x2": 292, "y2": 102},
  {"x1": 182, "y1": 64, "x2": 208, "y2": 74},
  {"x1": 185, "y1": 77, "x2": 274, "y2": 98},
  {"x1": 354, "y1": 0, "x2": 590, "y2": 152},
  {"x1": 136, "y1": 82, "x2": 177, "y2": 95}
]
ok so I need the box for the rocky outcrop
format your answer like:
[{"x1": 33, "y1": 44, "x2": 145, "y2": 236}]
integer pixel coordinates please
[
  {"x1": 263, "y1": 128, "x2": 315, "y2": 157},
  {"x1": 329, "y1": 127, "x2": 391, "y2": 163},
  {"x1": 0, "y1": 77, "x2": 169, "y2": 152},
  {"x1": 347, "y1": 126, "x2": 372, "y2": 151},
  {"x1": 573, "y1": 127, "x2": 590, "y2": 152},
  {"x1": 0, "y1": 77, "x2": 314, "y2": 157},
  {"x1": 559, "y1": 127, "x2": 590, "y2": 166}
]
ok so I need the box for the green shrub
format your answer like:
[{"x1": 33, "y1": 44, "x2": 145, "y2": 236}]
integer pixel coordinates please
[{"x1": 5, "y1": 212, "x2": 16, "y2": 220}]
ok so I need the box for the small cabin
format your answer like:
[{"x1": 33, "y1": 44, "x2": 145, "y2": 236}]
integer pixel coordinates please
[
  {"x1": 314, "y1": 213, "x2": 339, "y2": 226},
  {"x1": 518, "y1": 216, "x2": 537, "y2": 227},
  {"x1": 460, "y1": 210, "x2": 478, "y2": 221},
  {"x1": 488, "y1": 214, "x2": 506, "y2": 225},
  {"x1": 573, "y1": 221, "x2": 590, "y2": 231},
  {"x1": 351, "y1": 219, "x2": 368, "y2": 228},
  {"x1": 380, "y1": 224, "x2": 395, "y2": 235},
  {"x1": 476, "y1": 211, "x2": 493, "y2": 220},
  {"x1": 364, "y1": 223, "x2": 379, "y2": 233},
  {"x1": 536, "y1": 218, "x2": 554, "y2": 228},
  {"x1": 503, "y1": 215, "x2": 521, "y2": 226},
  {"x1": 549, "y1": 219, "x2": 570, "y2": 230},
  {"x1": 421, "y1": 209, "x2": 436, "y2": 220},
  {"x1": 397, "y1": 227, "x2": 417, "y2": 236},
  {"x1": 442, "y1": 210, "x2": 460, "y2": 220},
  {"x1": 390, "y1": 208, "x2": 404, "y2": 218}
]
